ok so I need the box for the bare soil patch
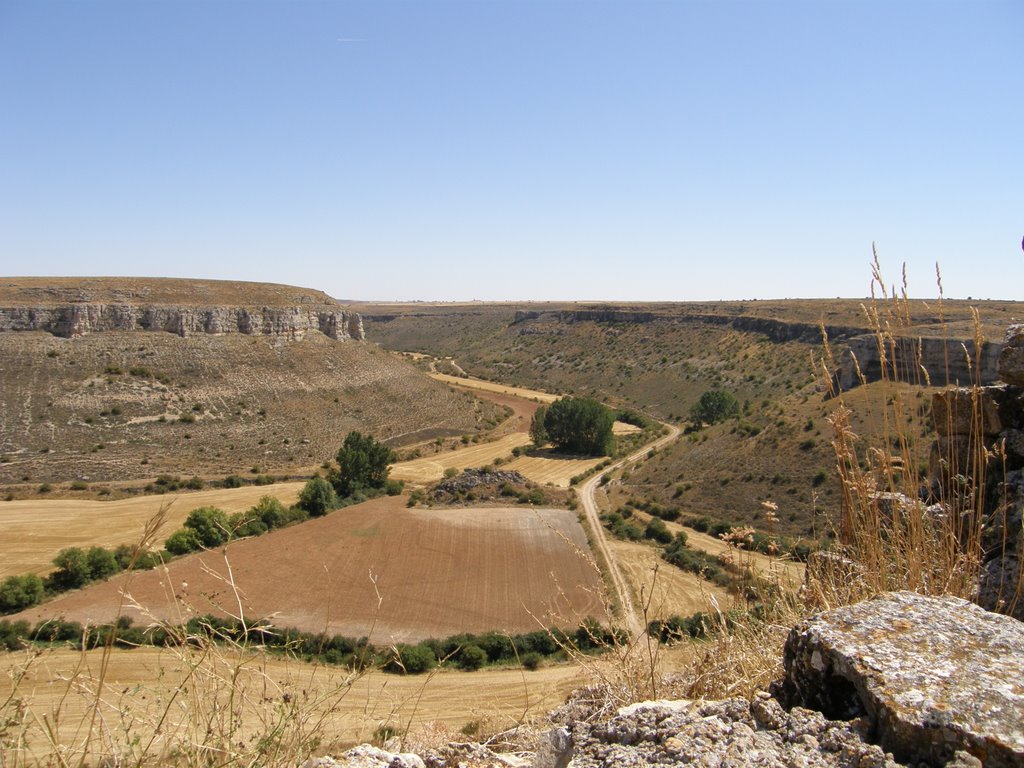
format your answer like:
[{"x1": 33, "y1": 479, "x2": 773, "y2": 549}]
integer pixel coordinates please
[{"x1": 15, "y1": 497, "x2": 605, "y2": 643}]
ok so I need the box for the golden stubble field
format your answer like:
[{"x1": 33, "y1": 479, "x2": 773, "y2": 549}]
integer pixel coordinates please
[
  {"x1": 14, "y1": 496, "x2": 606, "y2": 643},
  {"x1": 0, "y1": 483, "x2": 303, "y2": 578},
  {"x1": 0, "y1": 644, "x2": 587, "y2": 761}
]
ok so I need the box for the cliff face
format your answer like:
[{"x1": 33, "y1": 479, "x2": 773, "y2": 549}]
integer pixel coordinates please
[
  {"x1": 0, "y1": 303, "x2": 365, "y2": 341},
  {"x1": 511, "y1": 309, "x2": 1001, "y2": 388}
]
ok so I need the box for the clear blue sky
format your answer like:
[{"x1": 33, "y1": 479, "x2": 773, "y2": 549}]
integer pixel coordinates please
[{"x1": 1, "y1": 1, "x2": 1020, "y2": 301}]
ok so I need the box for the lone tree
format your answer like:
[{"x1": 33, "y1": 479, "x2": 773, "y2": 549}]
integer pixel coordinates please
[
  {"x1": 333, "y1": 431, "x2": 395, "y2": 497},
  {"x1": 543, "y1": 396, "x2": 614, "y2": 456},
  {"x1": 690, "y1": 389, "x2": 740, "y2": 427}
]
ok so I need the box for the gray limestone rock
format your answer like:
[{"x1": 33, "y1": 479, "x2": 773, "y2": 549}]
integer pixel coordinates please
[
  {"x1": 998, "y1": 325, "x2": 1024, "y2": 386},
  {"x1": 566, "y1": 697, "x2": 901, "y2": 768},
  {"x1": 774, "y1": 591, "x2": 1024, "y2": 767},
  {"x1": 301, "y1": 745, "x2": 425, "y2": 768}
]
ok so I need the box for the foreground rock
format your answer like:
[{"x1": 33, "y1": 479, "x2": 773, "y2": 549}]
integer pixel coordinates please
[
  {"x1": 564, "y1": 695, "x2": 902, "y2": 768},
  {"x1": 775, "y1": 591, "x2": 1024, "y2": 767}
]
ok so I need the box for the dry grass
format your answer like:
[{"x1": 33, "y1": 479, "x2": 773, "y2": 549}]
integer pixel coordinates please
[{"x1": 0, "y1": 645, "x2": 583, "y2": 764}]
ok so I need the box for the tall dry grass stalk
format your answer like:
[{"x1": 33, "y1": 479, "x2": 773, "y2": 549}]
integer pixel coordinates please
[{"x1": 814, "y1": 251, "x2": 1005, "y2": 609}]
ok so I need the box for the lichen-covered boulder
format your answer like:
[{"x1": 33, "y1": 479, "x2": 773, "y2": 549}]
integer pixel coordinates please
[{"x1": 774, "y1": 591, "x2": 1024, "y2": 767}]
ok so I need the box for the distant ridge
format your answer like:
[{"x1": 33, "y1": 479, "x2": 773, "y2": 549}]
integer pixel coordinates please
[{"x1": 0, "y1": 277, "x2": 345, "y2": 307}]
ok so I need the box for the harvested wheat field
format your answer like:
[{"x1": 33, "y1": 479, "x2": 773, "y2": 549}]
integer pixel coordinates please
[
  {"x1": 0, "y1": 483, "x2": 303, "y2": 578},
  {"x1": 0, "y1": 644, "x2": 586, "y2": 761},
  {"x1": 608, "y1": 539, "x2": 731, "y2": 619},
  {"x1": 389, "y1": 433, "x2": 532, "y2": 484},
  {"x1": 15, "y1": 496, "x2": 605, "y2": 643},
  {"x1": 503, "y1": 454, "x2": 604, "y2": 488},
  {"x1": 427, "y1": 373, "x2": 558, "y2": 403}
]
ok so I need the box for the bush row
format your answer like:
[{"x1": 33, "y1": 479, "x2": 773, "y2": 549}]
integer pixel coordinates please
[{"x1": 0, "y1": 615, "x2": 623, "y2": 674}]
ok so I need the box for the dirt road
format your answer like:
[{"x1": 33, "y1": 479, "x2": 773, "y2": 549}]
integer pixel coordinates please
[{"x1": 578, "y1": 424, "x2": 682, "y2": 636}]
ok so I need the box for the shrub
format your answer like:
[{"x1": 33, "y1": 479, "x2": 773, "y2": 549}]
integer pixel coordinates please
[
  {"x1": 164, "y1": 528, "x2": 202, "y2": 555},
  {"x1": 86, "y1": 546, "x2": 120, "y2": 581},
  {"x1": 49, "y1": 547, "x2": 90, "y2": 590},
  {"x1": 690, "y1": 389, "x2": 740, "y2": 426},
  {"x1": 457, "y1": 644, "x2": 488, "y2": 671},
  {"x1": 520, "y1": 651, "x2": 543, "y2": 670},
  {"x1": 183, "y1": 507, "x2": 230, "y2": 547},
  {"x1": 298, "y1": 476, "x2": 337, "y2": 517},
  {"x1": 383, "y1": 643, "x2": 435, "y2": 674},
  {"x1": 645, "y1": 517, "x2": 673, "y2": 544},
  {"x1": 0, "y1": 574, "x2": 45, "y2": 613}
]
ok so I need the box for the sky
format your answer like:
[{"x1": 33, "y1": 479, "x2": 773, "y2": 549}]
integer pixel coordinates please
[{"x1": 0, "y1": 1, "x2": 1021, "y2": 302}]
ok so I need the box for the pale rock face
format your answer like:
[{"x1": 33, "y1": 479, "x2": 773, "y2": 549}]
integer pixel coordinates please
[
  {"x1": 998, "y1": 324, "x2": 1024, "y2": 386},
  {"x1": 774, "y1": 591, "x2": 1024, "y2": 768},
  {"x1": 0, "y1": 303, "x2": 365, "y2": 341}
]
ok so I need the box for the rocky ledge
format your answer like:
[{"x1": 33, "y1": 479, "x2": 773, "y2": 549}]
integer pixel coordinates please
[{"x1": 0, "y1": 303, "x2": 364, "y2": 340}]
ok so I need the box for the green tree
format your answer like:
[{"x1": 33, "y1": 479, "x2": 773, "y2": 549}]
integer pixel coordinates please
[
  {"x1": 251, "y1": 495, "x2": 289, "y2": 529},
  {"x1": 458, "y1": 644, "x2": 488, "y2": 671},
  {"x1": 86, "y1": 546, "x2": 120, "y2": 581},
  {"x1": 0, "y1": 574, "x2": 45, "y2": 612},
  {"x1": 298, "y1": 476, "x2": 337, "y2": 517},
  {"x1": 165, "y1": 528, "x2": 202, "y2": 555},
  {"x1": 183, "y1": 506, "x2": 230, "y2": 548},
  {"x1": 333, "y1": 431, "x2": 395, "y2": 497},
  {"x1": 689, "y1": 389, "x2": 740, "y2": 427},
  {"x1": 543, "y1": 397, "x2": 614, "y2": 456},
  {"x1": 529, "y1": 405, "x2": 548, "y2": 446},
  {"x1": 49, "y1": 547, "x2": 90, "y2": 590}
]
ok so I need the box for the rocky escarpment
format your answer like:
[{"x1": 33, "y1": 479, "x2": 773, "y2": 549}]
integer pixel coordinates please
[
  {"x1": 929, "y1": 324, "x2": 1024, "y2": 619},
  {"x1": 510, "y1": 309, "x2": 1001, "y2": 388},
  {"x1": 0, "y1": 303, "x2": 364, "y2": 340}
]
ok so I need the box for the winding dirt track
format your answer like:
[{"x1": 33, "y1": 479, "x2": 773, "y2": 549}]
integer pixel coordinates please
[{"x1": 578, "y1": 424, "x2": 682, "y2": 636}]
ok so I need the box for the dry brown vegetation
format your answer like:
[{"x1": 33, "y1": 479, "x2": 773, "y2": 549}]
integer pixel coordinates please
[{"x1": 0, "y1": 331, "x2": 503, "y2": 486}]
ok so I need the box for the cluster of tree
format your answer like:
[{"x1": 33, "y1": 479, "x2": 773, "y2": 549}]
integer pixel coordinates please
[
  {"x1": 689, "y1": 389, "x2": 740, "y2": 427},
  {"x1": 0, "y1": 614, "x2": 624, "y2": 675},
  {"x1": 647, "y1": 609, "x2": 744, "y2": 643},
  {"x1": 530, "y1": 397, "x2": 614, "y2": 456},
  {"x1": 0, "y1": 544, "x2": 161, "y2": 614},
  {"x1": 163, "y1": 497, "x2": 313, "y2": 555},
  {"x1": 600, "y1": 507, "x2": 673, "y2": 544}
]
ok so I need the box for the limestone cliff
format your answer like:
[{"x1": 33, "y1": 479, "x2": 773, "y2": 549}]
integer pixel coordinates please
[
  {"x1": 0, "y1": 277, "x2": 365, "y2": 341},
  {"x1": 510, "y1": 308, "x2": 1001, "y2": 388},
  {"x1": 0, "y1": 303, "x2": 364, "y2": 340}
]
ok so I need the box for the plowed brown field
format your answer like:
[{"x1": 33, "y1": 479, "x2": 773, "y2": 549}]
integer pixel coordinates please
[{"x1": 15, "y1": 496, "x2": 605, "y2": 643}]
